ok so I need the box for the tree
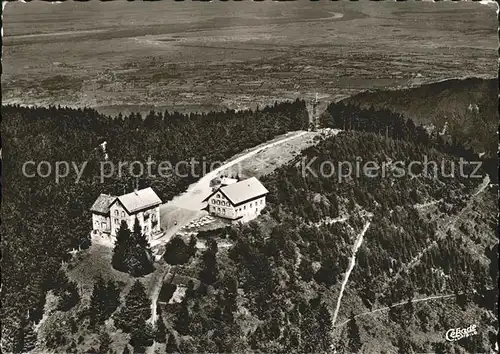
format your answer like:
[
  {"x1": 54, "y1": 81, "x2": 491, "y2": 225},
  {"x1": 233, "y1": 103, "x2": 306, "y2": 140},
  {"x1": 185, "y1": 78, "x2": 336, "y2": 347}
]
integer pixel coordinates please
[
  {"x1": 112, "y1": 219, "x2": 154, "y2": 277},
  {"x1": 97, "y1": 331, "x2": 112, "y2": 354},
  {"x1": 165, "y1": 333, "x2": 178, "y2": 354},
  {"x1": 112, "y1": 221, "x2": 132, "y2": 271},
  {"x1": 21, "y1": 321, "x2": 38, "y2": 353},
  {"x1": 175, "y1": 301, "x2": 191, "y2": 335},
  {"x1": 403, "y1": 297, "x2": 414, "y2": 325},
  {"x1": 199, "y1": 239, "x2": 218, "y2": 285},
  {"x1": 114, "y1": 280, "x2": 151, "y2": 333},
  {"x1": 89, "y1": 277, "x2": 120, "y2": 327},
  {"x1": 314, "y1": 257, "x2": 339, "y2": 287},
  {"x1": 154, "y1": 307, "x2": 167, "y2": 343},
  {"x1": 396, "y1": 335, "x2": 413, "y2": 354},
  {"x1": 188, "y1": 235, "x2": 197, "y2": 257},
  {"x1": 130, "y1": 324, "x2": 154, "y2": 351},
  {"x1": 317, "y1": 303, "x2": 332, "y2": 351},
  {"x1": 347, "y1": 311, "x2": 362, "y2": 353},
  {"x1": 58, "y1": 280, "x2": 80, "y2": 311},
  {"x1": 52, "y1": 270, "x2": 80, "y2": 311},
  {"x1": 298, "y1": 257, "x2": 314, "y2": 282},
  {"x1": 163, "y1": 236, "x2": 192, "y2": 265}
]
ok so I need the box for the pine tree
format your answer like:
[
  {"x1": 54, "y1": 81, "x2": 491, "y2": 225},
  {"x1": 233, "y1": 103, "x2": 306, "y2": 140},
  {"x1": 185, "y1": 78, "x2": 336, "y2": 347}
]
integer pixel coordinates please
[
  {"x1": 199, "y1": 239, "x2": 218, "y2": 285},
  {"x1": 114, "y1": 280, "x2": 151, "y2": 333},
  {"x1": 175, "y1": 302, "x2": 191, "y2": 335},
  {"x1": 154, "y1": 307, "x2": 167, "y2": 343},
  {"x1": 97, "y1": 331, "x2": 112, "y2": 354},
  {"x1": 165, "y1": 333, "x2": 178, "y2": 354},
  {"x1": 58, "y1": 280, "x2": 80, "y2": 311},
  {"x1": 105, "y1": 280, "x2": 121, "y2": 316},
  {"x1": 112, "y1": 221, "x2": 132, "y2": 272},
  {"x1": 52, "y1": 270, "x2": 80, "y2": 311},
  {"x1": 89, "y1": 276, "x2": 107, "y2": 327},
  {"x1": 21, "y1": 321, "x2": 38, "y2": 353},
  {"x1": 112, "y1": 219, "x2": 154, "y2": 277},
  {"x1": 317, "y1": 303, "x2": 332, "y2": 351},
  {"x1": 128, "y1": 218, "x2": 154, "y2": 277},
  {"x1": 130, "y1": 323, "x2": 154, "y2": 350},
  {"x1": 298, "y1": 257, "x2": 314, "y2": 282},
  {"x1": 347, "y1": 311, "x2": 362, "y2": 353},
  {"x1": 132, "y1": 216, "x2": 149, "y2": 249},
  {"x1": 188, "y1": 235, "x2": 197, "y2": 257}
]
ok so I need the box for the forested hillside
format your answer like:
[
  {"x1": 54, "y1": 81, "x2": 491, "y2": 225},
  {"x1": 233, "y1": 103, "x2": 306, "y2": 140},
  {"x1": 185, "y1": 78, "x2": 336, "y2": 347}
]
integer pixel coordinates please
[
  {"x1": 0, "y1": 101, "x2": 309, "y2": 352},
  {"x1": 2, "y1": 85, "x2": 497, "y2": 352},
  {"x1": 320, "y1": 97, "x2": 497, "y2": 182},
  {"x1": 335, "y1": 78, "x2": 498, "y2": 157},
  {"x1": 156, "y1": 130, "x2": 496, "y2": 353}
]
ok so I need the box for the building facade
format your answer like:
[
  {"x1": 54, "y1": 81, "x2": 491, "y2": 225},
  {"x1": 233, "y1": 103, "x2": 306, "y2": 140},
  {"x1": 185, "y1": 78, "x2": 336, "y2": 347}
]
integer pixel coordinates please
[
  {"x1": 203, "y1": 177, "x2": 268, "y2": 222},
  {"x1": 91, "y1": 187, "x2": 162, "y2": 240}
]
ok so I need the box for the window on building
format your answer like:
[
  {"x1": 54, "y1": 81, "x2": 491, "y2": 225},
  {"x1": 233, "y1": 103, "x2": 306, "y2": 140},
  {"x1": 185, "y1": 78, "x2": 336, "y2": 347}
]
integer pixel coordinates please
[
  {"x1": 95, "y1": 221, "x2": 99, "y2": 227},
  {"x1": 250, "y1": 203, "x2": 252, "y2": 208},
  {"x1": 244, "y1": 205, "x2": 246, "y2": 210},
  {"x1": 212, "y1": 199, "x2": 215, "y2": 204},
  {"x1": 260, "y1": 200, "x2": 263, "y2": 205},
  {"x1": 115, "y1": 218, "x2": 119, "y2": 224},
  {"x1": 114, "y1": 210, "x2": 118, "y2": 216},
  {"x1": 121, "y1": 211, "x2": 125, "y2": 217},
  {"x1": 101, "y1": 222, "x2": 106, "y2": 229},
  {"x1": 217, "y1": 194, "x2": 220, "y2": 198}
]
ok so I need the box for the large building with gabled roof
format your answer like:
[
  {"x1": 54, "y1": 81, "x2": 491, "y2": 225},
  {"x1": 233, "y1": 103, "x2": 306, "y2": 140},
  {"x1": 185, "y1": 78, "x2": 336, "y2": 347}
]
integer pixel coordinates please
[
  {"x1": 90, "y1": 187, "x2": 162, "y2": 239},
  {"x1": 203, "y1": 177, "x2": 269, "y2": 222}
]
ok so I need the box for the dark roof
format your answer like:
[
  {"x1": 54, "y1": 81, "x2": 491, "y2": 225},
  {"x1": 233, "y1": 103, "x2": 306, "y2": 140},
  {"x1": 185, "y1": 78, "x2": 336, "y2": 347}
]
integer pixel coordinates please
[{"x1": 90, "y1": 194, "x2": 116, "y2": 214}]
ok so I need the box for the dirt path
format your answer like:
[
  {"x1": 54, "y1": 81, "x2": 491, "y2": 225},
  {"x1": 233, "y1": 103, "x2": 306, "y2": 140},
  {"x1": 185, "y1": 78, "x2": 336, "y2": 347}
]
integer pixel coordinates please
[
  {"x1": 379, "y1": 175, "x2": 491, "y2": 300},
  {"x1": 163, "y1": 130, "x2": 308, "y2": 212},
  {"x1": 147, "y1": 264, "x2": 170, "y2": 325},
  {"x1": 312, "y1": 215, "x2": 348, "y2": 227},
  {"x1": 334, "y1": 293, "x2": 457, "y2": 328},
  {"x1": 146, "y1": 131, "x2": 310, "y2": 350},
  {"x1": 331, "y1": 220, "x2": 371, "y2": 327},
  {"x1": 155, "y1": 131, "x2": 310, "y2": 245},
  {"x1": 413, "y1": 198, "x2": 443, "y2": 209}
]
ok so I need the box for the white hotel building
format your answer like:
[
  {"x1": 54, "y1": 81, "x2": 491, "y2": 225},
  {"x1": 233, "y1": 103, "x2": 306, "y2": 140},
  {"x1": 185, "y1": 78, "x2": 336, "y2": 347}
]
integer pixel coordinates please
[{"x1": 203, "y1": 177, "x2": 269, "y2": 222}]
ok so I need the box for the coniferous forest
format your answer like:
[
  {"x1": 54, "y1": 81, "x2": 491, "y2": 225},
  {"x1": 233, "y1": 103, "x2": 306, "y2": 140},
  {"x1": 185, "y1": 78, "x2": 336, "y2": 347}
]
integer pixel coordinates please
[
  {"x1": 1, "y1": 101, "x2": 309, "y2": 352},
  {"x1": 1, "y1": 95, "x2": 497, "y2": 353}
]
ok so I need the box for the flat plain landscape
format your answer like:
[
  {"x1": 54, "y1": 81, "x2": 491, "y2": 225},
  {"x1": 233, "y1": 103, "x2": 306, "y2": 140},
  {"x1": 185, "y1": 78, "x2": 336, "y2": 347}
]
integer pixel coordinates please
[{"x1": 3, "y1": 0, "x2": 497, "y2": 115}]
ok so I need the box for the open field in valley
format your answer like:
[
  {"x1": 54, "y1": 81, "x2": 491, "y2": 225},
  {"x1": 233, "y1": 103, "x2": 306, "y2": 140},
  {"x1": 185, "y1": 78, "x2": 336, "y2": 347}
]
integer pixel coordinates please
[{"x1": 3, "y1": 0, "x2": 497, "y2": 115}]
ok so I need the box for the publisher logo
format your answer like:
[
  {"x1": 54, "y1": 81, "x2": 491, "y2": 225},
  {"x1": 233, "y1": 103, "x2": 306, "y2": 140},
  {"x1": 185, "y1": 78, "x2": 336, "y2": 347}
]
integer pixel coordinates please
[{"x1": 445, "y1": 324, "x2": 478, "y2": 342}]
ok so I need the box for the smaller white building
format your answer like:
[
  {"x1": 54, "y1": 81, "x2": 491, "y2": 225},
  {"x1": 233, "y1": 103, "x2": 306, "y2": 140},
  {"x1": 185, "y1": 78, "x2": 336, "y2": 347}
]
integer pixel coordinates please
[
  {"x1": 220, "y1": 177, "x2": 238, "y2": 186},
  {"x1": 203, "y1": 177, "x2": 269, "y2": 222},
  {"x1": 91, "y1": 187, "x2": 162, "y2": 240}
]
